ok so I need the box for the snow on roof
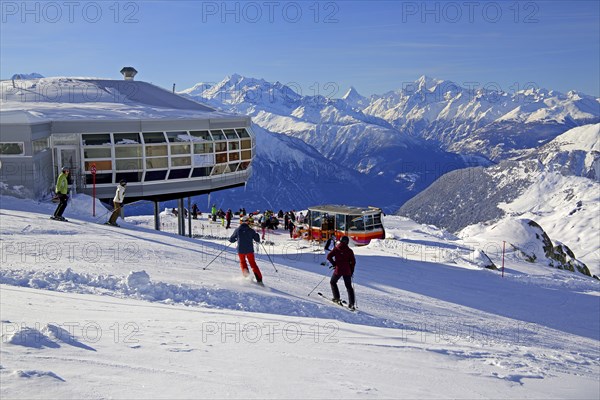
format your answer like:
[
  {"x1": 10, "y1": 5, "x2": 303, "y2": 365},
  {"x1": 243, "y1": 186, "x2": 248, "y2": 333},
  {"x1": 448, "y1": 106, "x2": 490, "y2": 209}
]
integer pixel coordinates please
[{"x1": 0, "y1": 77, "x2": 242, "y2": 123}]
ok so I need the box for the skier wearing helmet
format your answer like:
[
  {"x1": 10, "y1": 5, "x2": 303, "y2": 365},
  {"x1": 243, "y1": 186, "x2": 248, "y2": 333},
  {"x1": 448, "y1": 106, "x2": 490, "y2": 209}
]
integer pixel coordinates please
[
  {"x1": 51, "y1": 166, "x2": 70, "y2": 221},
  {"x1": 229, "y1": 216, "x2": 264, "y2": 285},
  {"x1": 326, "y1": 235, "x2": 356, "y2": 310}
]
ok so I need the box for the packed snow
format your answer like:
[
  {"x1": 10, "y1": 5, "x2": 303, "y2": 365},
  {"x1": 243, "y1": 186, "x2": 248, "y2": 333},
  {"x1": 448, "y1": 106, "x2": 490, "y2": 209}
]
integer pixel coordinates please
[{"x1": 1, "y1": 194, "x2": 598, "y2": 399}]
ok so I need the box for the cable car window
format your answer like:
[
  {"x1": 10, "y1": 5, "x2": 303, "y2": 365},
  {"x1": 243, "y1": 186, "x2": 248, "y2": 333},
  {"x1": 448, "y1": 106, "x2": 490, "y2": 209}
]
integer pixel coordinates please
[
  {"x1": 311, "y1": 211, "x2": 322, "y2": 228},
  {"x1": 348, "y1": 215, "x2": 364, "y2": 231},
  {"x1": 364, "y1": 215, "x2": 374, "y2": 231},
  {"x1": 335, "y1": 214, "x2": 346, "y2": 231}
]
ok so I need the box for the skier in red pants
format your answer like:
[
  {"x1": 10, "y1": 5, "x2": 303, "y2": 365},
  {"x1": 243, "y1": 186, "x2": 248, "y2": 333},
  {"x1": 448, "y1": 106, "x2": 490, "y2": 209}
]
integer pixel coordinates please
[{"x1": 229, "y1": 216, "x2": 263, "y2": 284}]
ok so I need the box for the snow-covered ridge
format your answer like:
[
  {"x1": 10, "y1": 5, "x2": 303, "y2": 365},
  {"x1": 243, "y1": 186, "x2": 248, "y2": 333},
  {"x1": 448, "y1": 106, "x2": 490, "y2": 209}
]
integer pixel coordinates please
[{"x1": 399, "y1": 124, "x2": 600, "y2": 275}]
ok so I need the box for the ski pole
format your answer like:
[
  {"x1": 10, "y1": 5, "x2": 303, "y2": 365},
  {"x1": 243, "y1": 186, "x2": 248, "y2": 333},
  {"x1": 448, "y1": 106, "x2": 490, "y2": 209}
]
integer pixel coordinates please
[
  {"x1": 203, "y1": 241, "x2": 233, "y2": 270},
  {"x1": 352, "y1": 276, "x2": 357, "y2": 309},
  {"x1": 259, "y1": 242, "x2": 278, "y2": 273},
  {"x1": 308, "y1": 273, "x2": 329, "y2": 296}
]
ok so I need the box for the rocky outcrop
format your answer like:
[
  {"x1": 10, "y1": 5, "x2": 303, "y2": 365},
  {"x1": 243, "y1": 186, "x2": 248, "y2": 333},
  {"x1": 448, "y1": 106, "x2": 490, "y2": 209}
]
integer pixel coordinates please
[{"x1": 512, "y1": 220, "x2": 591, "y2": 277}]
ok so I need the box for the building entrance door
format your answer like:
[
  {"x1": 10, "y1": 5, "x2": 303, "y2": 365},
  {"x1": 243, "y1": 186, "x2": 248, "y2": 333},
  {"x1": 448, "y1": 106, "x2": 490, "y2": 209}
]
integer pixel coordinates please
[{"x1": 55, "y1": 146, "x2": 80, "y2": 193}]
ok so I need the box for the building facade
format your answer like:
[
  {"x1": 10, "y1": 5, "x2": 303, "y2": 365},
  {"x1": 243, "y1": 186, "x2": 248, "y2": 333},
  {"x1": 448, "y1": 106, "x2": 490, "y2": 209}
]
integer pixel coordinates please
[{"x1": 0, "y1": 76, "x2": 254, "y2": 202}]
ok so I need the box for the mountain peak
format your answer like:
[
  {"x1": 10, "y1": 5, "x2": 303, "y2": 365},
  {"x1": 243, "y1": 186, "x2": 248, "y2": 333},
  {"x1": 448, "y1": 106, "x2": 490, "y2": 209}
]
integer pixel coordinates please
[
  {"x1": 11, "y1": 72, "x2": 44, "y2": 80},
  {"x1": 416, "y1": 75, "x2": 441, "y2": 90},
  {"x1": 342, "y1": 86, "x2": 364, "y2": 100}
]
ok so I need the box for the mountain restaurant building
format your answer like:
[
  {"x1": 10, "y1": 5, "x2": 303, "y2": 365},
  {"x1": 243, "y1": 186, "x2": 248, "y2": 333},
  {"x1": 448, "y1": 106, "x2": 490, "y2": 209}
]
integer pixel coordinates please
[{"x1": 0, "y1": 71, "x2": 254, "y2": 205}]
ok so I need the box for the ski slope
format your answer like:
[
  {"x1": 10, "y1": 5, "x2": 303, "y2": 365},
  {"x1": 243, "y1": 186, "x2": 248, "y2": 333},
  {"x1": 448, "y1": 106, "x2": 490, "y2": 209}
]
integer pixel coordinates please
[{"x1": 1, "y1": 195, "x2": 599, "y2": 399}]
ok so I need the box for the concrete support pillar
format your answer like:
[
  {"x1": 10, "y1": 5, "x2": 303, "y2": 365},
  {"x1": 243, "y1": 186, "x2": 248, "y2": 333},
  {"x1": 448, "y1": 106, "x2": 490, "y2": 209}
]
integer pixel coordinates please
[
  {"x1": 178, "y1": 197, "x2": 185, "y2": 236},
  {"x1": 154, "y1": 201, "x2": 160, "y2": 231}
]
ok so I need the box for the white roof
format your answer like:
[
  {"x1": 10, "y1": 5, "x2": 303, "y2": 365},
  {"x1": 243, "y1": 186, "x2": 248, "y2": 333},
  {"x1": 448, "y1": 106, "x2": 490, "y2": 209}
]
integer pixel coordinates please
[{"x1": 0, "y1": 77, "x2": 239, "y2": 123}]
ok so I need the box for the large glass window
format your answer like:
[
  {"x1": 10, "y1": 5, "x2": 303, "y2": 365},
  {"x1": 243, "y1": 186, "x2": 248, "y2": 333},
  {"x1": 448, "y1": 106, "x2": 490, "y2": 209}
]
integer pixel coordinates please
[
  {"x1": 143, "y1": 132, "x2": 166, "y2": 143},
  {"x1": 228, "y1": 152, "x2": 240, "y2": 162},
  {"x1": 115, "y1": 146, "x2": 142, "y2": 158},
  {"x1": 215, "y1": 153, "x2": 227, "y2": 164},
  {"x1": 85, "y1": 160, "x2": 112, "y2": 171},
  {"x1": 194, "y1": 143, "x2": 213, "y2": 154},
  {"x1": 224, "y1": 129, "x2": 239, "y2": 140},
  {"x1": 0, "y1": 143, "x2": 24, "y2": 156},
  {"x1": 228, "y1": 162, "x2": 239, "y2": 172},
  {"x1": 210, "y1": 129, "x2": 226, "y2": 140},
  {"x1": 211, "y1": 164, "x2": 228, "y2": 175},
  {"x1": 82, "y1": 134, "x2": 111, "y2": 146},
  {"x1": 240, "y1": 139, "x2": 252, "y2": 149},
  {"x1": 241, "y1": 150, "x2": 252, "y2": 160},
  {"x1": 146, "y1": 145, "x2": 168, "y2": 157},
  {"x1": 190, "y1": 130, "x2": 212, "y2": 141},
  {"x1": 53, "y1": 134, "x2": 79, "y2": 146},
  {"x1": 236, "y1": 128, "x2": 251, "y2": 138},
  {"x1": 33, "y1": 138, "x2": 49, "y2": 154},
  {"x1": 84, "y1": 147, "x2": 111, "y2": 158},
  {"x1": 116, "y1": 159, "x2": 143, "y2": 170},
  {"x1": 86, "y1": 173, "x2": 112, "y2": 185},
  {"x1": 228, "y1": 141, "x2": 240, "y2": 151},
  {"x1": 116, "y1": 171, "x2": 142, "y2": 183},
  {"x1": 171, "y1": 156, "x2": 191, "y2": 167},
  {"x1": 193, "y1": 153, "x2": 215, "y2": 167},
  {"x1": 114, "y1": 132, "x2": 140, "y2": 144},
  {"x1": 170, "y1": 144, "x2": 191, "y2": 155},
  {"x1": 168, "y1": 169, "x2": 191, "y2": 179},
  {"x1": 215, "y1": 142, "x2": 227, "y2": 152},
  {"x1": 191, "y1": 167, "x2": 212, "y2": 177},
  {"x1": 145, "y1": 170, "x2": 168, "y2": 181},
  {"x1": 166, "y1": 131, "x2": 190, "y2": 142},
  {"x1": 146, "y1": 158, "x2": 168, "y2": 169}
]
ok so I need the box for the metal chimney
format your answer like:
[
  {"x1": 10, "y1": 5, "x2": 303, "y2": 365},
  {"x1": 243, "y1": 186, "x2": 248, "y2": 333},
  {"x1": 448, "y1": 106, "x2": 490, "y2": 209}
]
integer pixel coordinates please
[{"x1": 120, "y1": 67, "x2": 138, "y2": 81}]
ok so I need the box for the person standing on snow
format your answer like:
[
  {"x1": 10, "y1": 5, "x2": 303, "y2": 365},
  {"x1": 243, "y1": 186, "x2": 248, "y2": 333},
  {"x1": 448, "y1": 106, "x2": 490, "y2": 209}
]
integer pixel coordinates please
[
  {"x1": 320, "y1": 235, "x2": 337, "y2": 267},
  {"x1": 51, "y1": 167, "x2": 70, "y2": 221},
  {"x1": 107, "y1": 179, "x2": 127, "y2": 227},
  {"x1": 211, "y1": 204, "x2": 217, "y2": 222},
  {"x1": 225, "y1": 209, "x2": 233, "y2": 229},
  {"x1": 229, "y1": 216, "x2": 263, "y2": 285},
  {"x1": 324, "y1": 234, "x2": 336, "y2": 253},
  {"x1": 288, "y1": 218, "x2": 295, "y2": 239},
  {"x1": 327, "y1": 236, "x2": 356, "y2": 310}
]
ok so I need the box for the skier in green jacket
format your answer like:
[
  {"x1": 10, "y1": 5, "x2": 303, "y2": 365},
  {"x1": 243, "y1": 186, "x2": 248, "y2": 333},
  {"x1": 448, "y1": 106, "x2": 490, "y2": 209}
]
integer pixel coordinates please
[{"x1": 52, "y1": 167, "x2": 70, "y2": 221}]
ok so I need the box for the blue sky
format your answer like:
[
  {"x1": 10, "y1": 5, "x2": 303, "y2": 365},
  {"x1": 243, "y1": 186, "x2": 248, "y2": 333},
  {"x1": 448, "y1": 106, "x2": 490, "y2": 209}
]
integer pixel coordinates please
[{"x1": 1, "y1": 0, "x2": 599, "y2": 97}]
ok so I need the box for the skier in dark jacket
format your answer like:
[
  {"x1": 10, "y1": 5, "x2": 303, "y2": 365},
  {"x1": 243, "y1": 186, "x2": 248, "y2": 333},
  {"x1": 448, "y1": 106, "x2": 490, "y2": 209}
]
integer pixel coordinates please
[
  {"x1": 327, "y1": 236, "x2": 356, "y2": 309},
  {"x1": 225, "y1": 209, "x2": 232, "y2": 229},
  {"x1": 229, "y1": 216, "x2": 263, "y2": 284}
]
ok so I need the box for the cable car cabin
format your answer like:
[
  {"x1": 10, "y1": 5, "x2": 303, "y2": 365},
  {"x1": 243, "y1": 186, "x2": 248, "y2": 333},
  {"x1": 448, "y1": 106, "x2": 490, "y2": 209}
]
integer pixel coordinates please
[{"x1": 307, "y1": 205, "x2": 385, "y2": 246}]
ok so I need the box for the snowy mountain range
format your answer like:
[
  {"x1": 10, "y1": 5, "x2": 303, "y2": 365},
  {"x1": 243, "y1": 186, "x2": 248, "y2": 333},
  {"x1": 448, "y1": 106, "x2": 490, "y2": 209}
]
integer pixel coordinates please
[
  {"x1": 398, "y1": 124, "x2": 600, "y2": 271},
  {"x1": 10, "y1": 72, "x2": 44, "y2": 80},
  {"x1": 363, "y1": 75, "x2": 599, "y2": 160},
  {"x1": 180, "y1": 74, "x2": 598, "y2": 213}
]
